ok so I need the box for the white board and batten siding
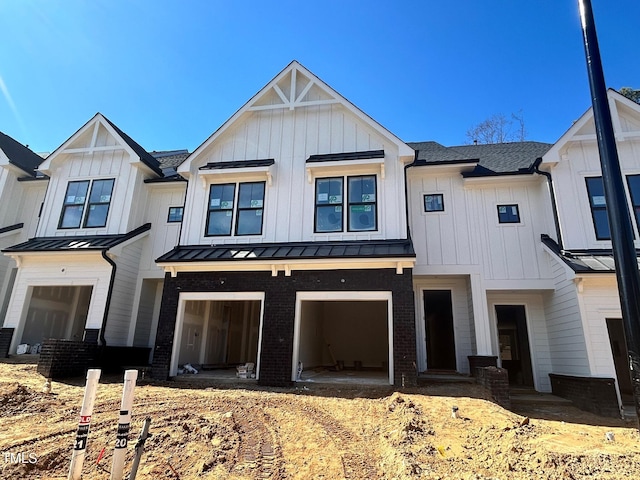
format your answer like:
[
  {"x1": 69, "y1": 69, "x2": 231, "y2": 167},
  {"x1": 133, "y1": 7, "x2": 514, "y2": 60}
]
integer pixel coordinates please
[
  {"x1": 3, "y1": 254, "x2": 112, "y2": 353},
  {"x1": 464, "y1": 177, "x2": 555, "y2": 282},
  {"x1": 407, "y1": 168, "x2": 555, "y2": 283},
  {"x1": 543, "y1": 91, "x2": 640, "y2": 251},
  {"x1": 138, "y1": 184, "x2": 186, "y2": 275},
  {"x1": 180, "y1": 101, "x2": 408, "y2": 246},
  {"x1": 37, "y1": 120, "x2": 159, "y2": 238},
  {"x1": 407, "y1": 171, "x2": 475, "y2": 271}
]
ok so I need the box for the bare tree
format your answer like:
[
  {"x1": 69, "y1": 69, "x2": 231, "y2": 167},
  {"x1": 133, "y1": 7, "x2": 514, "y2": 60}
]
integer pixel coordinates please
[{"x1": 466, "y1": 111, "x2": 527, "y2": 144}]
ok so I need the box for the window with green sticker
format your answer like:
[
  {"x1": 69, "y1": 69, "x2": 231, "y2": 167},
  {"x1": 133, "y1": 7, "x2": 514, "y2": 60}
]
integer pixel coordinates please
[
  {"x1": 314, "y1": 175, "x2": 377, "y2": 233},
  {"x1": 206, "y1": 181, "x2": 265, "y2": 236},
  {"x1": 59, "y1": 179, "x2": 114, "y2": 229}
]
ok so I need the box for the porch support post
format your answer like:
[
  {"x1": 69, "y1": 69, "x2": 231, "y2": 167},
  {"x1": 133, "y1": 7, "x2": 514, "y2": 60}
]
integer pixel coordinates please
[{"x1": 470, "y1": 273, "x2": 493, "y2": 356}]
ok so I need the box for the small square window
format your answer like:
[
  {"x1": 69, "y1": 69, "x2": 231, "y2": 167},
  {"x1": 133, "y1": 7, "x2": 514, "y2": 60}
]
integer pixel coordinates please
[
  {"x1": 167, "y1": 207, "x2": 184, "y2": 223},
  {"x1": 424, "y1": 194, "x2": 444, "y2": 212},
  {"x1": 497, "y1": 204, "x2": 520, "y2": 223}
]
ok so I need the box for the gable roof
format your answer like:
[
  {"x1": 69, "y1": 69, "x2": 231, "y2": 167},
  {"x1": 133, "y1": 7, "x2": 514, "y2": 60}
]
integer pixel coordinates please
[
  {"x1": 542, "y1": 89, "x2": 640, "y2": 163},
  {"x1": 408, "y1": 141, "x2": 552, "y2": 176},
  {"x1": 178, "y1": 60, "x2": 414, "y2": 174},
  {"x1": 0, "y1": 131, "x2": 44, "y2": 176},
  {"x1": 38, "y1": 113, "x2": 163, "y2": 177}
]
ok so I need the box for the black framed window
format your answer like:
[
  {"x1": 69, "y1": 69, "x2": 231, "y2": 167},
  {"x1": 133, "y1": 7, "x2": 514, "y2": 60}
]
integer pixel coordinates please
[
  {"x1": 84, "y1": 179, "x2": 114, "y2": 228},
  {"x1": 586, "y1": 177, "x2": 610, "y2": 240},
  {"x1": 626, "y1": 175, "x2": 640, "y2": 231},
  {"x1": 348, "y1": 175, "x2": 377, "y2": 231},
  {"x1": 314, "y1": 175, "x2": 378, "y2": 233},
  {"x1": 59, "y1": 181, "x2": 89, "y2": 228},
  {"x1": 497, "y1": 204, "x2": 520, "y2": 224},
  {"x1": 206, "y1": 181, "x2": 265, "y2": 236},
  {"x1": 167, "y1": 207, "x2": 184, "y2": 223},
  {"x1": 206, "y1": 183, "x2": 235, "y2": 236},
  {"x1": 236, "y1": 182, "x2": 265, "y2": 235},
  {"x1": 59, "y1": 179, "x2": 114, "y2": 229},
  {"x1": 315, "y1": 177, "x2": 343, "y2": 232},
  {"x1": 424, "y1": 194, "x2": 444, "y2": 212}
]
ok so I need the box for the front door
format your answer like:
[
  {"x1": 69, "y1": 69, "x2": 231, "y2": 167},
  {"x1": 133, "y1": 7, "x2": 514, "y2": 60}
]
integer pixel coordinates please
[
  {"x1": 423, "y1": 290, "x2": 456, "y2": 370},
  {"x1": 496, "y1": 305, "x2": 533, "y2": 386}
]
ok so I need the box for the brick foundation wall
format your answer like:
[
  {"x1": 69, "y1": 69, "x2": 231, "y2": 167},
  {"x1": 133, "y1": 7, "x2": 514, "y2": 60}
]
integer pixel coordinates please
[
  {"x1": 476, "y1": 366, "x2": 510, "y2": 409},
  {"x1": 152, "y1": 268, "x2": 417, "y2": 387},
  {"x1": 0, "y1": 328, "x2": 14, "y2": 358},
  {"x1": 468, "y1": 355, "x2": 498, "y2": 376},
  {"x1": 37, "y1": 339, "x2": 97, "y2": 379},
  {"x1": 549, "y1": 373, "x2": 620, "y2": 418}
]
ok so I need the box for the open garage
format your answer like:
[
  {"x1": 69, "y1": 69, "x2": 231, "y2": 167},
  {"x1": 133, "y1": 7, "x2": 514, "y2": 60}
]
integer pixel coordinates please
[{"x1": 293, "y1": 292, "x2": 393, "y2": 385}]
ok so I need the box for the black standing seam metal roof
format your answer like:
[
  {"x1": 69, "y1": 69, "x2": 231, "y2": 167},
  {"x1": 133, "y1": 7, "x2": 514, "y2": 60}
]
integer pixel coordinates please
[
  {"x1": 156, "y1": 239, "x2": 415, "y2": 263},
  {"x1": 306, "y1": 150, "x2": 385, "y2": 163},
  {"x1": 200, "y1": 159, "x2": 275, "y2": 170},
  {"x1": 541, "y1": 234, "x2": 634, "y2": 274},
  {"x1": 0, "y1": 131, "x2": 44, "y2": 177},
  {"x1": 2, "y1": 223, "x2": 151, "y2": 253}
]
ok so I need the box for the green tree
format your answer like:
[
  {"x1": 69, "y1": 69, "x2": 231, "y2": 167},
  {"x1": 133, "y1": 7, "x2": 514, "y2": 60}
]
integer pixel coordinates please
[{"x1": 619, "y1": 87, "x2": 640, "y2": 104}]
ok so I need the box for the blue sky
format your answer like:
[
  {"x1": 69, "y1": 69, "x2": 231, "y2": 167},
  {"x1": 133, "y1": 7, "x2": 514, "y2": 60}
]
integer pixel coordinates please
[{"x1": 0, "y1": 1, "x2": 638, "y2": 154}]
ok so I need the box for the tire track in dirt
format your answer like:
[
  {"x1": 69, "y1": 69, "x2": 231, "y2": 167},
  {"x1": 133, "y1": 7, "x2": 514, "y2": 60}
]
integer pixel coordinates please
[{"x1": 291, "y1": 401, "x2": 380, "y2": 480}]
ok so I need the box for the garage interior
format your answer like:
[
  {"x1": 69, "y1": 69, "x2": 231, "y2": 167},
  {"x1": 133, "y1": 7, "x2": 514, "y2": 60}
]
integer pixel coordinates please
[
  {"x1": 296, "y1": 300, "x2": 390, "y2": 385},
  {"x1": 176, "y1": 299, "x2": 261, "y2": 378},
  {"x1": 20, "y1": 285, "x2": 92, "y2": 347}
]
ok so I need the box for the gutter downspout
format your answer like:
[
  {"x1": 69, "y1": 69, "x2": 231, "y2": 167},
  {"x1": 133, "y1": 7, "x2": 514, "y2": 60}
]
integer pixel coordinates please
[
  {"x1": 403, "y1": 150, "x2": 419, "y2": 239},
  {"x1": 100, "y1": 250, "x2": 117, "y2": 346},
  {"x1": 533, "y1": 157, "x2": 564, "y2": 251}
]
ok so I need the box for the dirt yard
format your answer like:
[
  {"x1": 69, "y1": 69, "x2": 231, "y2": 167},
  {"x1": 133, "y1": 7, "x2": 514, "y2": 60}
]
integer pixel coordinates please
[{"x1": 0, "y1": 359, "x2": 638, "y2": 479}]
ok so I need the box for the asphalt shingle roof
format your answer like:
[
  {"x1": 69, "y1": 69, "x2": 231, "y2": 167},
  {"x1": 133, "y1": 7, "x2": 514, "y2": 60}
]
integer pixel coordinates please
[
  {"x1": 0, "y1": 131, "x2": 45, "y2": 177},
  {"x1": 407, "y1": 141, "x2": 552, "y2": 175}
]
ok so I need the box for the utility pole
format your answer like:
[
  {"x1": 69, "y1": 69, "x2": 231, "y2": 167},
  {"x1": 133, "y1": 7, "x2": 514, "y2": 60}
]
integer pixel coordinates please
[{"x1": 578, "y1": 0, "x2": 640, "y2": 427}]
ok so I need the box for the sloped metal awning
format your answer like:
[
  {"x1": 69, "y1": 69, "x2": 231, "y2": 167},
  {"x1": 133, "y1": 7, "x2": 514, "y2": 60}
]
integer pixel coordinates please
[
  {"x1": 541, "y1": 234, "x2": 637, "y2": 274},
  {"x1": 156, "y1": 239, "x2": 416, "y2": 277},
  {"x1": 2, "y1": 223, "x2": 151, "y2": 253}
]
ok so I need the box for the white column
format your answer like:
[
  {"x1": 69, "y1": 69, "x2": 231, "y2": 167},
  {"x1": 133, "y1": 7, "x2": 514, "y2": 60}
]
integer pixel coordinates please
[{"x1": 470, "y1": 273, "x2": 493, "y2": 355}]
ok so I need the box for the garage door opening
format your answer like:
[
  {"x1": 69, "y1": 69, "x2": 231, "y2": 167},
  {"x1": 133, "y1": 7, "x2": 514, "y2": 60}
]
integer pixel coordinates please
[
  {"x1": 20, "y1": 285, "x2": 92, "y2": 347},
  {"x1": 293, "y1": 294, "x2": 393, "y2": 385},
  {"x1": 172, "y1": 298, "x2": 262, "y2": 379}
]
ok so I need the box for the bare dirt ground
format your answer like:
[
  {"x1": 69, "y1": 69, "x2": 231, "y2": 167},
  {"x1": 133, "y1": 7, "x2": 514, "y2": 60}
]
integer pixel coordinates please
[{"x1": 0, "y1": 359, "x2": 639, "y2": 479}]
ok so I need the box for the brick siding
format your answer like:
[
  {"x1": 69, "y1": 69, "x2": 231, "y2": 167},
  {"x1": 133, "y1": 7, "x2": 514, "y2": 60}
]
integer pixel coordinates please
[
  {"x1": 0, "y1": 328, "x2": 14, "y2": 358},
  {"x1": 152, "y1": 268, "x2": 417, "y2": 387},
  {"x1": 549, "y1": 373, "x2": 620, "y2": 418},
  {"x1": 475, "y1": 366, "x2": 510, "y2": 409}
]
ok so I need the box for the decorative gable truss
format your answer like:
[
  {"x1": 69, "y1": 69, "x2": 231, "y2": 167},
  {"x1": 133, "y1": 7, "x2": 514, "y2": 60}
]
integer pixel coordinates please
[
  {"x1": 37, "y1": 113, "x2": 162, "y2": 177},
  {"x1": 248, "y1": 66, "x2": 339, "y2": 112}
]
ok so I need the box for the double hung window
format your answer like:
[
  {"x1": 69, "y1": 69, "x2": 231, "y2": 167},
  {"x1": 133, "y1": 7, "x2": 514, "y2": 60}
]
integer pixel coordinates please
[
  {"x1": 314, "y1": 175, "x2": 377, "y2": 233},
  {"x1": 59, "y1": 179, "x2": 115, "y2": 229},
  {"x1": 206, "y1": 181, "x2": 265, "y2": 236}
]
